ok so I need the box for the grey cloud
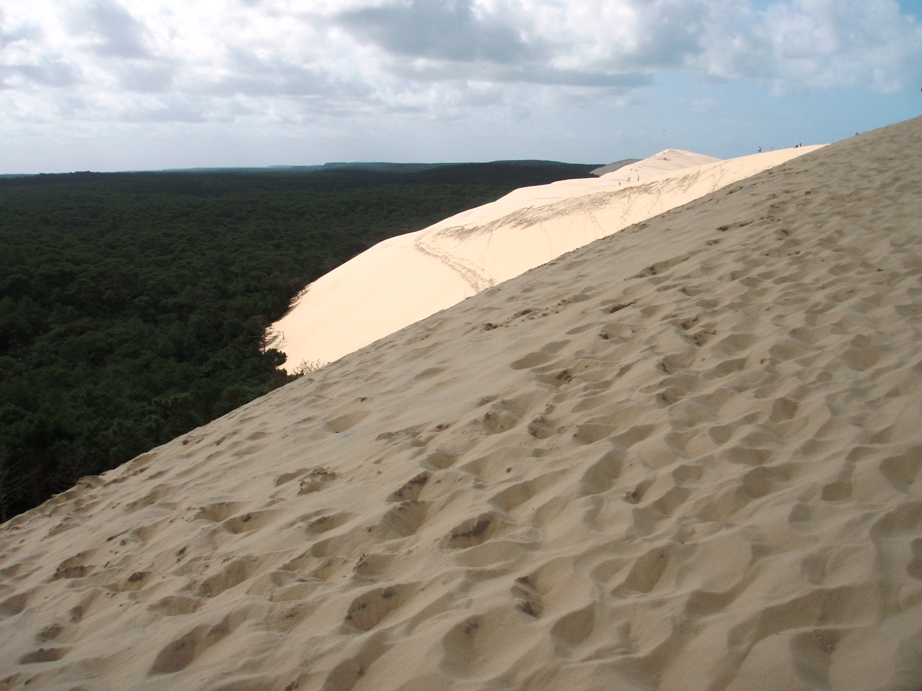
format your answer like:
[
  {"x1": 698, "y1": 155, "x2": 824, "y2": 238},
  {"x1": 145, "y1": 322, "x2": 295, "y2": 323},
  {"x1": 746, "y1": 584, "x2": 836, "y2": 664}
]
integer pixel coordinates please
[
  {"x1": 0, "y1": 12, "x2": 80, "y2": 88},
  {"x1": 335, "y1": 0, "x2": 544, "y2": 64},
  {"x1": 201, "y1": 71, "x2": 333, "y2": 97},
  {"x1": 623, "y1": 1, "x2": 709, "y2": 69},
  {"x1": 4, "y1": 0, "x2": 918, "y2": 135},
  {"x1": 392, "y1": 59, "x2": 651, "y2": 89},
  {"x1": 334, "y1": 0, "x2": 697, "y2": 91},
  {"x1": 75, "y1": 0, "x2": 151, "y2": 59},
  {"x1": 120, "y1": 99, "x2": 206, "y2": 123},
  {"x1": 697, "y1": 0, "x2": 922, "y2": 89},
  {"x1": 1, "y1": 23, "x2": 41, "y2": 50},
  {"x1": 514, "y1": 68, "x2": 651, "y2": 88},
  {"x1": 0, "y1": 60, "x2": 82, "y2": 88},
  {"x1": 15, "y1": 61, "x2": 81, "y2": 87},
  {"x1": 118, "y1": 63, "x2": 175, "y2": 93},
  {"x1": 196, "y1": 48, "x2": 371, "y2": 100}
]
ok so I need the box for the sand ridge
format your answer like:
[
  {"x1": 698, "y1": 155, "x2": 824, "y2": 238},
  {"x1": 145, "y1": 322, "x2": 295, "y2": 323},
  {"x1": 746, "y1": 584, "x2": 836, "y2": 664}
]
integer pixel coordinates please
[
  {"x1": 269, "y1": 146, "x2": 822, "y2": 371},
  {"x1": 1, "y1": 118, "x2": 921, "y2": 690},
  {"x1": 595, "y1": 148, "x2": 720, "y2": 183}
]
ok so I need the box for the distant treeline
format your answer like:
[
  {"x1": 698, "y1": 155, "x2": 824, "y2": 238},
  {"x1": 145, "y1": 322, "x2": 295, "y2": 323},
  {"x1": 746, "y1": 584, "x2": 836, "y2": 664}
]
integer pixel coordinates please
[{"x1": 0, "y1": 161, "x2": 597, "y2": 520}]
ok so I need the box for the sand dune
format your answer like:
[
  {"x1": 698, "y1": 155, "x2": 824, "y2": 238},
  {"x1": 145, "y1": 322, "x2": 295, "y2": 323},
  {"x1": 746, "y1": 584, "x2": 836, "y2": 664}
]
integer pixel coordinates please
[
  {"x1": 269, "y1": 146, "x2": 821, "y2": 371},
  {"x1": 2, "y1": 118, "x2": 921, "y2": 690}
]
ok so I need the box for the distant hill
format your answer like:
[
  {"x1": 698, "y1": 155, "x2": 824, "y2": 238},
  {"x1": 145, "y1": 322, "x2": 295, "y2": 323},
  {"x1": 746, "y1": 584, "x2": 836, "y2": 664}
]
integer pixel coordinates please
[
  {"x1": 590, "y1": 158, "x2": 642, "y2": 176},
  {"x1": 180, "y1": 160, "x2": 604, "y2": 175},
  {"x1": 2, "y1": 160, "x2": 602, "y2": 177}
]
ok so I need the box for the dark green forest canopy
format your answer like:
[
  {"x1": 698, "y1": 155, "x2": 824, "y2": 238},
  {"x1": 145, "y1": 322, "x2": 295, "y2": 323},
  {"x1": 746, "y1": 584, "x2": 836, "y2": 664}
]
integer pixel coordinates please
[{"x1": 0, "y1": 161, "x2": 597, "y2": 521}]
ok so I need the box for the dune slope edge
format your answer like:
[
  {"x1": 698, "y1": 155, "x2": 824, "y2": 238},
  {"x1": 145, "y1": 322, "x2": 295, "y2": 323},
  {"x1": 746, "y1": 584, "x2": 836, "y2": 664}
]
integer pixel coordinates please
[
  {"x1": 270, "y1": 146, "x2": 820, "y2": 370},
  {"x1": 1, "y1": 118, "x2": 920, "y2": 690}
]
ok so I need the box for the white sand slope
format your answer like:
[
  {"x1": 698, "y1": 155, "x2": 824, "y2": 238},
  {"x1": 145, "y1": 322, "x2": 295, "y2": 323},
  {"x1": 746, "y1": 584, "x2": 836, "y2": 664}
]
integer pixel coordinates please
[
  {"x1": 269, "y1": 147, "x2": 819, "y2": 371},
  {"x1": 2, "y1": 118, "x2": 922, "y2": 691}
]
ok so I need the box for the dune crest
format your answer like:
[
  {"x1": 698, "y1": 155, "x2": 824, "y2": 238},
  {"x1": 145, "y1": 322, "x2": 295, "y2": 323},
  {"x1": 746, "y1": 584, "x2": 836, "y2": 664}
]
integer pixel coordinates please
[
  {"x1": 270, "y1": 145, "x2": 820, "y2": 371},
  {"x1": 1, "y1": 118, "x2": 921, "y2": 690},
  {"x1": 596, "y1": 148, "x2": 720, "y2": 182}
]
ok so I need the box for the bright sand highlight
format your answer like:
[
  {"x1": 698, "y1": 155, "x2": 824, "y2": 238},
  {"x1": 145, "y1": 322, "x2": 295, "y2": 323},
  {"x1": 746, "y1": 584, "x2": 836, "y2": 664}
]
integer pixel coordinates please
[
  {"x1": 1, "y1": 118, "x2": 921, "y2": 690},
  {"x1": 269, "y1": 146, "x2": 821, "y2": 371}
]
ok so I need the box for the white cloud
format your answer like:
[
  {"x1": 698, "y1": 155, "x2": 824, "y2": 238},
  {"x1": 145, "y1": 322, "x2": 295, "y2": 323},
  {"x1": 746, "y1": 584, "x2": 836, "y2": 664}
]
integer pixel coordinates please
[
  {"x1": 698, "y1": 0, "x2": 922, "y2": 91},
  {"x1": 72, "y1": 0, "x2": 153, "y2": 59},
  {"x1": 0, "y1": 0, "x2": 919, "y2": 168}
]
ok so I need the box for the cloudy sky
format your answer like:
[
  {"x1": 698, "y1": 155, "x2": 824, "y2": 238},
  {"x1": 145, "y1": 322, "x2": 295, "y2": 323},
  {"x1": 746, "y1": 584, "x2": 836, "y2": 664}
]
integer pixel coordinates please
[{"x1": 2, "y1": 0, "x2": 921, "y2": 173}]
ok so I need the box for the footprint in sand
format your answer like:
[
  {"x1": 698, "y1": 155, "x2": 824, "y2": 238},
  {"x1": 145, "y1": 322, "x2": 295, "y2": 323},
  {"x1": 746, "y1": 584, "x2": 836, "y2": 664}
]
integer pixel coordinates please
[
  {"x1": 123, "y1": 486, "x2": 171, "y2": 514},
  {"x1": 572, "y1": 419, "x2": 615, "y2": 445},
  {"x1": 197, "y1": 556, "x2": 262, "y2": 599},
  {"x1": 322, "y1": 636, "x2": 391, "y2": 691},
  {"x1": 511, "y1": 576, "x2": 544, "y2": 617},
  {"x1": 149, "y1": 595, "x2": 204, "y2": 616},
  {"x1": 0, "y1": 591, "x2": 31, "y2": 618},
  {"x1": 298, "y1": 467, "x2": 338, "y2": 495},
  {"x1": 490, "y1": 471, "x2": 565, "y2": 514},
  {"x1": 612, "y1": 547, "x2": 670, "y2": 596},
  {"x1": 326, "y1": 411, "x2": 370, "y2": 434},
  {"x1": 51, "y1": 552, "x2": 96, "y2": 581},
  {"x1": 222, "y1": 509, "x2": 279, "y2": 535},
  {"x1": 439, "y1": 616, "x2": 484, "y2": 678},
  {"x1": 423, "y1": 448, "x2": 458, "y2": 470},
  {"x1": 149, "y1": 613, "x2": 240, "y2": 674},
  {"x1": 304, "y1": 512, "x2": 353, "y2": 535},
  {"x1": 527, "y1": 414, "x2": 558, "y2": 439},
  {"x1": 274, "y1": 469, "x2": 310, "y2": 486},
  {"x1": 376, "y1": 501, "x2": 429, "y2": 539},
  {"x1": 194, "y1": 501, "x2": 242, "y2": 523},
  {"x1": 635, "y1": 255, "x2": 689, "y2": 278},
  {"x1": 19, "y1": 647, "x2": 70, "y2": 664},
  {"x1": 35, "y1": 623, "x2": 64, "y2": 642},
  {"x1": 344, "y1": 585, "x2": 411, "y2": 632},
  {"x1": 386, "y1": 473, "x2": 429, "y2": 502},
  {"x1": 446, "y1": 514, "x2": 496, "y2": 549},
  {"x1": 579, "y1": 450, "x2": 625, "y2": 496},
  {"x1": 550, "y1": 604, "x2": 595, "y2": 654},
  {"x1": 878, "y1": 447, "x2": 922, "y2": 493}
]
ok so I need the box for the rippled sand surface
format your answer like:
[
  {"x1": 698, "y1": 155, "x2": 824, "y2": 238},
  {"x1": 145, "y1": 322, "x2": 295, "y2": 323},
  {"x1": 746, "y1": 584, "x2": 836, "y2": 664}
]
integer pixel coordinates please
[{"x1": 1, "y1": 118, "x2": 920, "y2": 691}]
